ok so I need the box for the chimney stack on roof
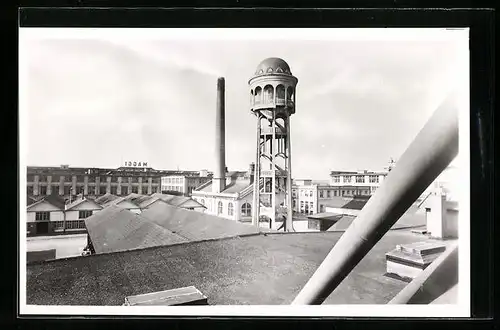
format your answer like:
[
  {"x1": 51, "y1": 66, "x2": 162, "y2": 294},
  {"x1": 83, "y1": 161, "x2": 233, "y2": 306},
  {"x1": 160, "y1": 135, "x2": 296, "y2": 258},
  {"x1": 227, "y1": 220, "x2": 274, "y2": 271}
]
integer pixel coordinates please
[{"x1": 213, "y1": 77, "x2": 226, "y2": 194}]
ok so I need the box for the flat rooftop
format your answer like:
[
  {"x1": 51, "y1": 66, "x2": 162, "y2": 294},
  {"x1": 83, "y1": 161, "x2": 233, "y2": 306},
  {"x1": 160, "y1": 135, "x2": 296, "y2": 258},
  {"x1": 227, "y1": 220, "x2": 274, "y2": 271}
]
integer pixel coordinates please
[{"x1": 26, "y1": 229, "x2": 449, "y2": 306}]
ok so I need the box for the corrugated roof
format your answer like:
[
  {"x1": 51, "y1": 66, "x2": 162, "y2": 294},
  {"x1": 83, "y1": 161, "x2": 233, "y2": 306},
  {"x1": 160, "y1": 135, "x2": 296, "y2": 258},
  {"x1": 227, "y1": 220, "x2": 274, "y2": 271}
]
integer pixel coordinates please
[
  {"x1": 104, "y1": 196, "x2": 142, "y2": 209},
  {"x1": 137, "y1": 197, "x2": 163, "y2": 209},
  {"x1": 27, "y1": 194, "x2": 66, "y2": 211},
  {"x1": 95, "y1": 193, "x2": 120, "y2": 206},
  {"x1": 140, "y1": 202, "x2": 262, "y2": 241},
  {"x1": 122, "y1": 193, "x2": 152, "y2": 205},
  {"x1": 84, "y1": 205, "x2": 188, "y2": 254},
  {"x1": 65, "y1": 197, "x2": 102, "y2": 211},
  {"x1": 26, "y1": 230, "x2": 438, "y2": 306},
  {"x1": 323, "y1": 196, "x2": 371, "y2": 210},
  {"x1": 150, "y1": 193, "x2": 205, "y2": 209}
]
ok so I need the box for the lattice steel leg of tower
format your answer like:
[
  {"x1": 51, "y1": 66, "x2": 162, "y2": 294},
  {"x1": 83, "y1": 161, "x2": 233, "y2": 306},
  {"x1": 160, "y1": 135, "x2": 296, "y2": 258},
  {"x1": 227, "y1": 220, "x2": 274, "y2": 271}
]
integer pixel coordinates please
[{"x1": 252, "y1": 109, "x2": 293, "y2": 231}]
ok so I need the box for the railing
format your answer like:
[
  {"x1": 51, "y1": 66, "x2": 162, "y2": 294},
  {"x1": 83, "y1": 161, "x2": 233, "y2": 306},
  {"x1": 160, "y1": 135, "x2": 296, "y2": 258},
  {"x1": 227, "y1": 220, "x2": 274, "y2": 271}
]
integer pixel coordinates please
[
  {"x1": 261, "y1": 127, "x2": 286, "y2": 135},
  {"x1": 260, "y1": 170, "x2": 288, "y2": 177},
  {"x1": 252, "y1": 98, "x2": 294, "y2": 108},
  {"x1": 291, "y1": 92, "x2": 459, "y2": 305}
]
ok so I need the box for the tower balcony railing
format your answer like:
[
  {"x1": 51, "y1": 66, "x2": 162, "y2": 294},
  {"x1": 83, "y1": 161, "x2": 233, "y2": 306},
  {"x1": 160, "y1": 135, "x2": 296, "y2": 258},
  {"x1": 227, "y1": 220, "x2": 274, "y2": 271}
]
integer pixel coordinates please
[
  {"x1": 260, "y1": 169, "x2": 288, "y2": 177},
  {"x1": 261, "y1": 127, "x2": 286, "y2": 135},
  {"x1": 252, "y1": 98, "x2": 294, "y2": 109}
]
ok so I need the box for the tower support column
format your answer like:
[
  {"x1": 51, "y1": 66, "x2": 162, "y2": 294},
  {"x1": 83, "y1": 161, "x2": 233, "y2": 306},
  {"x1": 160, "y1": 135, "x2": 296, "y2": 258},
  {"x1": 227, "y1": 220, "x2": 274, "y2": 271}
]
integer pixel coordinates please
[
  {"x1": 271, "y1": 111, "x2": 277, "y2": 229},
  {"x1": 252, "y1": 113, "x2": 261, "y2": 227},
  {"x1": 286, "y1": 115, "x2": 294, "y2": 231}
]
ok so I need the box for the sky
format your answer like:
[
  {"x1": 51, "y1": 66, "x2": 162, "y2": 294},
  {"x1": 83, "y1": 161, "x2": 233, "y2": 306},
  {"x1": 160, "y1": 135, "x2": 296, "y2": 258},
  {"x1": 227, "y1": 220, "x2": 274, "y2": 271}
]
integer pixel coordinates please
[{"x1": 20, "y1": 28, "x2": 468, "y2": 180}]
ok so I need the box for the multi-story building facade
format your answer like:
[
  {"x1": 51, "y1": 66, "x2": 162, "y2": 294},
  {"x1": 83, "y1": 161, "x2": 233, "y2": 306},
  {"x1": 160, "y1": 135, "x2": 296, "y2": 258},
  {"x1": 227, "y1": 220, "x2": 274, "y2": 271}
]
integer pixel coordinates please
[
  {"x1": 292, "y1": 169, "x2": 388, "y2": 216},
  {"x1": 26, "y1": 165, "x2": 204, "y2": 202},
  {"x1": 329, "y1": 170, "x2": 388, "y2": 195},
  {"x1": 161, "y1": 170, "x2": 212, "y2": 196}
]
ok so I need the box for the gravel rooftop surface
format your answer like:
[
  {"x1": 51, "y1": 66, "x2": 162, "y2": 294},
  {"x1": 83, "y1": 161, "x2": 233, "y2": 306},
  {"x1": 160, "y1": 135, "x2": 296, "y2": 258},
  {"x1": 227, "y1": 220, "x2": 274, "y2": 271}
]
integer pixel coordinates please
[{"x1": 26, "y1": 229, "x2": 436, "y2": 306}]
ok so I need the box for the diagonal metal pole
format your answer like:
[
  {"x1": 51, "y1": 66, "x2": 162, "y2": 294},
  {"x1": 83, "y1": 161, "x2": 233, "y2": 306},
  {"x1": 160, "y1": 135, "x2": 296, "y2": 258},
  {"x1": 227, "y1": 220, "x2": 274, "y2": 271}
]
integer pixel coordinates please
[{"x1": 292, "y1": 93, "x2": 459, "y2": 305}]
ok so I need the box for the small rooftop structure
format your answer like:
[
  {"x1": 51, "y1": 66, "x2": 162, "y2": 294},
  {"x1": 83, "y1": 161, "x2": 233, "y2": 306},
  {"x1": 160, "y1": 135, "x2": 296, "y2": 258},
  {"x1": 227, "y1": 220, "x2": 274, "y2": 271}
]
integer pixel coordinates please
[
  {"x1": 385, "y1": 241, "x2": 448, "y2": 282},
  {"x1": 124, "y1": 286, "x2": 208, "y2": 306}
]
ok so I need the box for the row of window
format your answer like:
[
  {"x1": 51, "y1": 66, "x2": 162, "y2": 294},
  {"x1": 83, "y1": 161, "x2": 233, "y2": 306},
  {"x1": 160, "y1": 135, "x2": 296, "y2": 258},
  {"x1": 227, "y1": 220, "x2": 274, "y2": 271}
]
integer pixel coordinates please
[
  {"x1": 292, "y1": 189, "x2": 370, "y2": 199},
  {"x1": 195, "y1": 198, "x2": 252, "y2": 217},
  {"x1": 162, "y1": 177, "x2": 184, "y2": 184},
  {"x1": 162, "y1": 186, "x2": 183, "y2": 193},
  {"x1": 331, "y1": 175, "x2": 381, "y2": 184},
  {"x1": 35, "y1": 211, "x2": 94, "y2": 221},
  {"x1": 250, "y1": 85, "x2": 295, "y2": 106},
  {"x1": 28, "y1": 175, "x2": 158, "y2": 184},
  {"x1": 319, "y1": 189, "x2": 370, "y2": 198},
  {"x1": 299, "y1": 201, "x2": 315, "y2": 215},
  {"x1": 52, "y1": 220, "x2": 86, "y2": 230},
  {"x1": 31, "y1": 185, "x2": 159, "y2": 196}
]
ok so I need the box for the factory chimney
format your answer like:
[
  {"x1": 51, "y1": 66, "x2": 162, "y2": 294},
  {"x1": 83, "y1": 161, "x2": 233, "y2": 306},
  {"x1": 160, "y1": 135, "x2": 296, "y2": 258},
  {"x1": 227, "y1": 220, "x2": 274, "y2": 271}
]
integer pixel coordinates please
[
  {"x1": 249, "y1": 162, "x2": 255, "y2": 184},
  {"x1": 213, "y1": 77, "x2": 226, "y2": 193}
]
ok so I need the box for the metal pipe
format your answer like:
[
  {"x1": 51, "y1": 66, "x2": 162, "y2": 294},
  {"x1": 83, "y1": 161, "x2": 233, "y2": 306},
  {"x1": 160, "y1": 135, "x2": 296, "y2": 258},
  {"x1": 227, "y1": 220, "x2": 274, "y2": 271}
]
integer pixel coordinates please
[
  {"x1": 213, "y1": 77, "x2": 226, "y2": 194},
  {"x1": 389, "y1": 243, "x2": 458, "y2": 304},
  {"x1": 292, "y1": 93, "x2": 459, "y2": 305}
]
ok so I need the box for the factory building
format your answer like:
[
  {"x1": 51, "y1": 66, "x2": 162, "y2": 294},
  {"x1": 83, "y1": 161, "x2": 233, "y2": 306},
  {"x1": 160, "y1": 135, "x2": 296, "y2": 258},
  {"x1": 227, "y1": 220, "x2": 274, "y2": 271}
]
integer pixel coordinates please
[
  {"x1": 192, "y1": 167, "x2": 257, "y2": 222},
  {"x1": 329, "y1": 170, "x2": 388, "y2": 195},
  {"x1": 161, "y1": 170, "x2": 212, "y2": 196},
  {"x1": 26, "y1": 194, "x2": 101, "y2": 236},
  {"x1": 292, "y1": 168, "x2": 389, "y2": 215},
  {"x1": 26, "y1": 164, "x2": 206, "y2": 202}
]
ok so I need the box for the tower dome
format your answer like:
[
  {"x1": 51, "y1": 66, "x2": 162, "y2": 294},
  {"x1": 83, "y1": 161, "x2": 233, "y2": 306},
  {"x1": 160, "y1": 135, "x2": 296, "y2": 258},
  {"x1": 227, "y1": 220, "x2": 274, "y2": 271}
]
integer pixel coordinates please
[{"x1": 254, "y1": 57, "x2": 292, "y2": 76}]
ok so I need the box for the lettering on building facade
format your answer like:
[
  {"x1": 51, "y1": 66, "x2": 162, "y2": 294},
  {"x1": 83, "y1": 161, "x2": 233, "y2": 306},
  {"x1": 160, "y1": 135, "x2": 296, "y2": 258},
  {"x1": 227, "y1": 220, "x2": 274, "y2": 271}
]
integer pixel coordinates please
[{"x1": 124, "y1": 161, "x2": 148, "y2": 168}]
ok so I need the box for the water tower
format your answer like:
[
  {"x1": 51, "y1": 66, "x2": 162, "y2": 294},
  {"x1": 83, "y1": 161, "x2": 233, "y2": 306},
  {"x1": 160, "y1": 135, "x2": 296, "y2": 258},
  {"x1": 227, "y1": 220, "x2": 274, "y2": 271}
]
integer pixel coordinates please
[{"x1": 249, "y1": 58, "x2": 298, "y2": 230}]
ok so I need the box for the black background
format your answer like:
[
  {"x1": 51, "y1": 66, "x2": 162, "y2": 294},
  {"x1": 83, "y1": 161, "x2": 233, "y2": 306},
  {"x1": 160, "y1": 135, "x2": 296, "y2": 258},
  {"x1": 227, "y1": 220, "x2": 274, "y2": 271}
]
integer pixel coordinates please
[{"x1": 3, "y1": 3, "x2": 496, "y2": 330}]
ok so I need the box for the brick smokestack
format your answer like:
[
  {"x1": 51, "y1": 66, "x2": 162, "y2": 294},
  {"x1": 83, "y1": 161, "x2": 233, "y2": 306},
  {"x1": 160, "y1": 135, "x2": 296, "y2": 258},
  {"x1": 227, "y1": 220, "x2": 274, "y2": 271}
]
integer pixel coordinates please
[{"x1": 213, "y1": 77, "x2": 226, "y2": 193}]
